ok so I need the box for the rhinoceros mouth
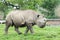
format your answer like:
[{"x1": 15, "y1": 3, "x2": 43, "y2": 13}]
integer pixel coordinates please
[
  {"x1": 40, "y1": 26, "x2": 45, "y2": 28},
  {"x1": 39, "y1": 24, "x2": 46, "y2": 28}
]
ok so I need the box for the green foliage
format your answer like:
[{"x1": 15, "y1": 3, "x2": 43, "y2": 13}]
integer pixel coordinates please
[
  {"x1": 0, "y1": 0, "x2": 60, "y2": 19},
  {"x1": 0, "y1": 2, "x2": 8, "y2": 19},
  {"x1": 41, "y1": 0, "x2": 58, "y2": 19},
  {"x1": 6, "y1": 0, "x2": 44, "y2": 10},
  {"x1": 0, "y1": 2, "x2": 5, "y2": 11}
]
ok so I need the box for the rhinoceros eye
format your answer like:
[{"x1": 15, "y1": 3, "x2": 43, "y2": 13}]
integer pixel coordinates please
[{"x1": 37, "y1": 15, "x2": 40, "y2": 17}]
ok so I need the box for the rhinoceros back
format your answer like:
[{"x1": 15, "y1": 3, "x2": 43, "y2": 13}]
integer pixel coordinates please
[{"x1": 6, "y1": 10, "x2": 38, "y2": 26}]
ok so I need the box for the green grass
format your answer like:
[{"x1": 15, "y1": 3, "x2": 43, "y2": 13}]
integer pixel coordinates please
[{"x1": 0, "y1": 24, "x2": 60, "y2": 40}]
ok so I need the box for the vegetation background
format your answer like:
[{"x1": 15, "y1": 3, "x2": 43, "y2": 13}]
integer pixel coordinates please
[{"x1": 0, "y1": 0, "x2": 60, "y2": 19}]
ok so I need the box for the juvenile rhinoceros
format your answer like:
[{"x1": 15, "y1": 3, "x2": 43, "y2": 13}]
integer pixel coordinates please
[{"x1": 5, "y1": 10, "x2": 47, "y2": 35}]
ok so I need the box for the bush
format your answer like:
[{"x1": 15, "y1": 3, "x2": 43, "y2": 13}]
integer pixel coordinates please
[{"x1": 0, "y1": 0, "x2": 60, "y2": 19}]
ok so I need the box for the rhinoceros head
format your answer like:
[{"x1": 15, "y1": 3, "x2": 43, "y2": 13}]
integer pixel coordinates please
[{"x1": 36, "y1": 14, "x2": 47, "y2": 28}]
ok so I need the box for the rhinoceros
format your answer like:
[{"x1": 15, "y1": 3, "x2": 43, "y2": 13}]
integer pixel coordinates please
[{"x1": 5, "y1": 10, "x2": 47, "y2": 35}]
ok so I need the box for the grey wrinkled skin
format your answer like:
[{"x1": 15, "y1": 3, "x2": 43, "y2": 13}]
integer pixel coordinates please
[{"x1": 5, "y1": 10, "x2": 47, "y2": 35}]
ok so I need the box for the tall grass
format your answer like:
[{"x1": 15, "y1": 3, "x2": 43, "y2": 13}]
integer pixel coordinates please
[{"x1": 0, "y1": 24, "x2": 60, "y2": 40}]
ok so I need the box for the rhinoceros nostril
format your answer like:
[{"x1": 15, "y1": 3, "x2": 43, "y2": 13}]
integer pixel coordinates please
[{"x1": 44, "y1": 18, "x2": 47, "y2": 21}]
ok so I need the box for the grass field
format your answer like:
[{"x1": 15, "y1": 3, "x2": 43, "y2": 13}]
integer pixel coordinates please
[{"x1": 0, "y1": 24, "x2": 60, "y2": 40}]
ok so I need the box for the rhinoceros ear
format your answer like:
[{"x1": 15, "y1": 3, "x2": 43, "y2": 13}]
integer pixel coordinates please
[{"x1": 37, "y1": 15, "x2": 40, "y2": 17}]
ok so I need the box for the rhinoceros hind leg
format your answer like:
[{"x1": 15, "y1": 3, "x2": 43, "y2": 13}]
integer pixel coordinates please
[{"x1": 5, "y1": 23, "x2": 10, "y2": 35}]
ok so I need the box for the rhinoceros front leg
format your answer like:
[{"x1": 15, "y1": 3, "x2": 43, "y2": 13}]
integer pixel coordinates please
[
  {"x1": 14, "y1": 26, "x2": 22, "y2": 35},
  {"x1": 24, "y1": 23, "x2": 34, "y2": 34},
  {"x1": 24, "y1": 27, "x2": 29, "y2": 34}
]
